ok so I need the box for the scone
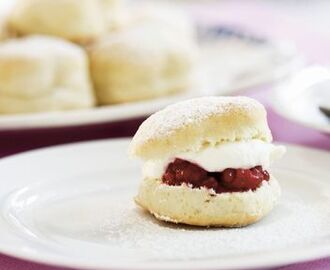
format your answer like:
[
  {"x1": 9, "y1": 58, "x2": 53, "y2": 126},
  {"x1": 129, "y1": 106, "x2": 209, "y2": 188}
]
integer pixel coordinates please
[
  {"x1": 8, "y1": 0, "x2": 124, "y2": 43},
  {"x1": 0, "y1": 36, "x2": 95, "y2": 114},
  {"x1": 89, "y1": 22, "x2": 198, "y2": 104},
  {"x1": 130, "y1": 96, "x2": 285, "y2": 227}
]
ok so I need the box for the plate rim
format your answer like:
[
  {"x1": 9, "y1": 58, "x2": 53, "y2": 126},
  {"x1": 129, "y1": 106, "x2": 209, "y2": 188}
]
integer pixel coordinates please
[
  {"x1": 0, "y1": 138, "x2": 329, "y2": 270},
  {"x1": 272, "y1": 65, "x2": 330, "y2": 134}
]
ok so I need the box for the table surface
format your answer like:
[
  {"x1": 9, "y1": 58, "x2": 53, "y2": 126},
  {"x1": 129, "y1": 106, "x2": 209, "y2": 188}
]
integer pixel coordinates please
[{"x1": 0, "y1": 1, "x2": 329, "y2": 270}]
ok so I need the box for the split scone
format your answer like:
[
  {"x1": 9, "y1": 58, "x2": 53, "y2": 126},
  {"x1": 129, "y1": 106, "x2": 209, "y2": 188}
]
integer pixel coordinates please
[
  {"x1": 0, "y1": 36, "x2": 95, "y2": 114},
  {"x1": 130, "y1": 96, "x2": 285, "y2": 227},
  {"x1": 89, "y1": 22, "x2": 198, "y2": 105},
  {"x1": 8, "y1": 0, "x2": 124, "y2": 43}
]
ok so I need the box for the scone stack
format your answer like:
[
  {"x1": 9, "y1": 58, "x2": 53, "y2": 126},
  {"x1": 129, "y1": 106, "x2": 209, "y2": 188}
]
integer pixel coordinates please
[
  {"x1": 130, "y1": 96, "x2": 285, "y2": 227},
  {"x1": 0, "y1": 0, "x2": 198, "y2": 114}
]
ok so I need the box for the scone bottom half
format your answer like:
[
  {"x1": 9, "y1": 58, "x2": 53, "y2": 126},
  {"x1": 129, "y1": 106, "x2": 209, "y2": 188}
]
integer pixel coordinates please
[{"x1": 130, "y1": 96, "x2": 285, "y2": 227}]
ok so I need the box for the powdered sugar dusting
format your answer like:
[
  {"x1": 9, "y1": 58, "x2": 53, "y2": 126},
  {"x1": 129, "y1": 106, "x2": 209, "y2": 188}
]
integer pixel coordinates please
[
  {"x1": 91, "y1": 195, "x2": 329, "y2": 261},
  {"x1": 132, "y1": 96, "x2": 263, "y2": 145}
]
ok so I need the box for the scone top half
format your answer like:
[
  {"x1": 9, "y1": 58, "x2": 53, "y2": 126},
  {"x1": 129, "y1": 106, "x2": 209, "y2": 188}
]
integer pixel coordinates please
[
  {"x1": 131, "y1": 96, "x2": 273, "y2": 159},
  {"x1": 130, "y1": 96, "x2": 285, "y2": 227}
]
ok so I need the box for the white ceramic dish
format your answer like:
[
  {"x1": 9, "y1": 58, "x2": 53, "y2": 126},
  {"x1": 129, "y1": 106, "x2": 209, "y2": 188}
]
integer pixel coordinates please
[
  {"x1": 273, "y1": 66, "x2": 330, "y2": 133},
  {"x1": 0, "y1": 139, "x2": 329, "y2": 269}
]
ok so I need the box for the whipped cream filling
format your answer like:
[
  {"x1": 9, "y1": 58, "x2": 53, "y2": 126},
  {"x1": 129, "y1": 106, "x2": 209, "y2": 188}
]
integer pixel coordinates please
[{"x1": 142, "y1": 140, "x2": 286, "y2": 179}]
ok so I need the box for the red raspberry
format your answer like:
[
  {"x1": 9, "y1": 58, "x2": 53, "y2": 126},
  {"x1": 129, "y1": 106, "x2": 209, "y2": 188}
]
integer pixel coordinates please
[
  {"x1": 222, "y1": 168, "x2": 236, "y2": 185},
  {"x1": 162, "y1": 159, "x2": 269, "y2": 193},
  {"x1": 163, "y1": 158, "x2": 207, "y2": 187},
  {"x1": 221, "y1": 166, "x2": 268, "y2": 191}
]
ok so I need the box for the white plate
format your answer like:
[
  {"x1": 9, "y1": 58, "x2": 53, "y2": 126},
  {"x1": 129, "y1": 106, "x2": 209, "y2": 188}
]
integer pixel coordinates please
[
  {"x1": 272, "y1": 66, "x2": 330, "y2": 133},
  {"x1": 0, "y1": 139, "x2": 329, "y2": 269}
]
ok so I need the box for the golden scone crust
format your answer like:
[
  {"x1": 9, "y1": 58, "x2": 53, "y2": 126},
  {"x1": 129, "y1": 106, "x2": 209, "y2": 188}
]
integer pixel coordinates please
[
  {"x1": 130, "y1": 96, "x2": 272, "y2": 160},
  {"x1": 88, "y1": 22, "x2": 197, "y2": 105},
  {"x1": 135, "y1": 176, "x2": 281, "y2": 227},
  {"x1": 0, "y1": 36, "x2": 95, "y2": 114},
  {"x1": 8, "y1": 0, "x2": 123, "y2": 43}
]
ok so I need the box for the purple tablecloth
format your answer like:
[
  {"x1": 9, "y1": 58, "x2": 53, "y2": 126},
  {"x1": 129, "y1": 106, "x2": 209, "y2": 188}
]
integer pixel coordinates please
[{"x1": 0, "y1": 1, "x2": 329, "y2": 270}]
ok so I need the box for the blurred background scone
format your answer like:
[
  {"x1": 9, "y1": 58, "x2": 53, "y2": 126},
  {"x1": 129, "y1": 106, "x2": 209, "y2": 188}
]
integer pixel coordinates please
[
  {"x1": 0, "y1": 0, "x2": 200, "y2": 113},
  {"x1": 89, "y1": 22, "x2": 198, "y2": 105},
  {"x1": 0, "y1": 36, "x2": 95, "y2": 114},
  {"x1": 8, "y1": 0, "x2": 124, "y2": 44}
]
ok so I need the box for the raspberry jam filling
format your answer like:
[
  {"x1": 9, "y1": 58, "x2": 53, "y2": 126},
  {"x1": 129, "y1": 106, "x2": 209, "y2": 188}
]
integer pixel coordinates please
[{"x1": 162, "y1": 158, "x2": 270, "y2": 194}]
